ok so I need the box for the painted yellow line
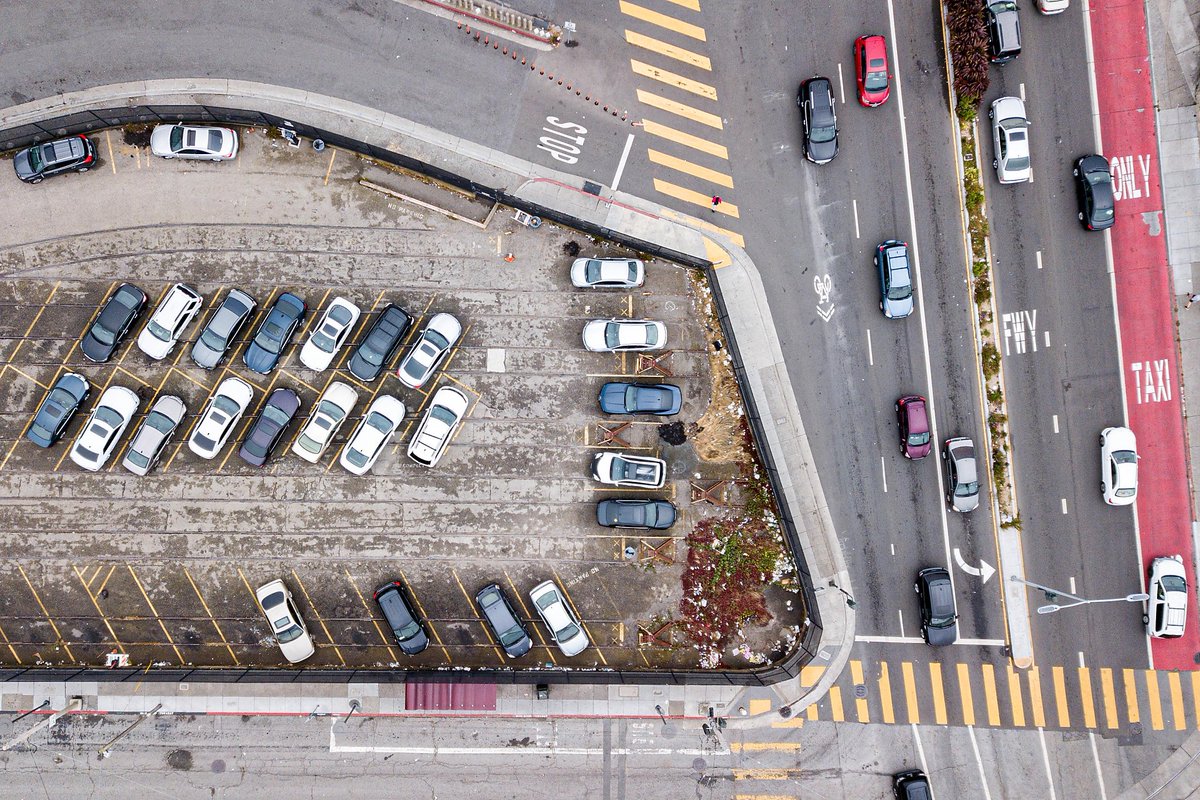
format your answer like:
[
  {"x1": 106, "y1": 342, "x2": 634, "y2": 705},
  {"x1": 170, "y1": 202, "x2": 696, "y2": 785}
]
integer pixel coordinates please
[
  {"x1": 18, "y1": 564, "x2": 73, "y2": 663},
  {"x1": 6, "y1": 281, "x2": 60, "y2": 363},
  {"x1": 641, "y1": 119, "x2": 728, "y2": 158},
  {"x1": 982, "y1": 663, "x2": 1001, "y2": 726},
  {"x1": 828, "y1": 685, "x2": 845, "y2": 722},
  {"x1": 1007, "y1": 666, "x2": 1026, "y2": 727},
  {"x1": 701, "y1": 235, "x2": 735, "y2": 266},
  {"x1": 877, "y1": 661, "x2": 895, "y2": 724},
  {"x1": 804, "y1": 702, "x2": 818, "y2": 721},
  {"x1": 850, "y1": 660, "x2": 869, "y2": 722},
  {"x1": 95, "y1": 565, "x2": 118, "y2": 599},
  {"x1": 900, "y1": 661, "x2": 919, "y2": 724},
  {"x1": 1028, "y1": 666, "x2": 1046, "y2": 728},
  {"x1": 291, "y1": 569, "x2": 346, "y2": 666},
  {"x1": 660, "y1": 0, "x2": 700, "y2": 10},
  {"x1": 1078, "y1": 667, "x2": 1097, "y2": 729},
  {"x1": 653, "y1": 179, "x2": 740, "y2": 217},
  {"x1": 748, "y1": 697, "x2": 772, "y2": 715},
  {"x1": 183, "y1": 567, "x2": 238, "y2": 664},
  {"x1": 343, "y1": 568, "x2": 398, "y2": 657},
  {"x1": 631, "y1": 60, "x2": 716, "y2": 100},
  {"x1": 618, "y1": 1, "x2": 706, "y2": 40},
  {"x1": 625, "y1": 31, "x2": 709, "y2": 69},
  {"x1": 1169, "y1": 671, "x2": 1186, "y2": 731},
  {"x1": 400, "y1": 567, "x2": 451, "y2": 664},
  {"x1": 127, "y1": 565, "x2": 185, "y2": 664},
  {"x1": 770, "y1": 715, "x2": 804, "y2": 729},
  {"x1": 730, "y1": 769, "x2": 801, "y2": 780},
  {"x1": 636, "y1": 89, "x2": 722, "y2": 129},
  {"x1": 647, "y1": 149, "x2": 733, "y2": 188},
  {"x1": 929, "y1": 662, "x2": 948, "y2": 725},
  {"x1": 72, "y1": 564, "x2": 123, "y2": 652},
  {"x1": 323, "y1": 148, "x2": 338, "y2": 185},
  {"x1": 6, "y1": 365, "x2": 49, "y2": 392},
  {"x1": 1145, "y1": 670, "x2": 1164, "y2": 730},
  {"x1": 730, "y1": 742, "x2": 801, "y2": 752},
  {"x1": 0, "y1": 621, "x2": 21, "y2": 664},
  {"x1": 1192, "y1": 671, "x2": 1200, "y2": 729},
  {"x1": 957, "y1": 663, "x2": 976, "y2": 727},
  {"x1": 1123, "y1": 668, "x2": 1140, "y2": 724},
  {"x1": 1051, "y1": 666, "x2": 1070, "y2": 728},
  {"x1": 799, "y1": 664, "x2": 823, "y2": 686},
  {"x1": 1099, "y1": 667, "x2": 1118, "y2": 729}
]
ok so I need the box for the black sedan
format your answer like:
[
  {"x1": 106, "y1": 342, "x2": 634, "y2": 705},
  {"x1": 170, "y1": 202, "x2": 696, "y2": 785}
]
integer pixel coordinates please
[
  {"x1": 81, "y1": 283, "x2": 148, "y2": 363},
  {"x1": 373, "y1": 580, "x2": 429, "y2": 655},
  {"x1": 798, "y1": 76, "x2": 839, "y2": 164},
  {"x1": 243, "y1": 292, "x2": 306, "y2": 374},
  {"x1": 348, "y1": 304, "x2": 412, "y2": 382},
  {"x1": 915, "y1": 566, "x2": 959, "y2": 646},
  {"x1": 596, "y1": 499, "x2": 677, "y2": 529},
  {"x1": 26, "y1": 372, "x2": 91, "y2": 447},
  {"x1": 598, "y1": 382, "x2": 682, "y2": 416},
  {"x1": 238, "y1": 388, "x2": 301, "y2": 466},
  {"x1": 1074, "y1": 154, "x2": 1115, "y2": 231}
]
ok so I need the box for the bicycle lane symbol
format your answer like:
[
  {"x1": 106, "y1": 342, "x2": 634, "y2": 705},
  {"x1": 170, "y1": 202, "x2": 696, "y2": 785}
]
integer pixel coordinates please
[{"x1": 814, "y1": 275, "x2": 834, "y2": 321}]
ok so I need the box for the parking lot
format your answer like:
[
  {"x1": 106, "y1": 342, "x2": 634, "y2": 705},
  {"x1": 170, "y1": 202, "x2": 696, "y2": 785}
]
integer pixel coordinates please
[{"x1": 0, "y1": 127, "x2": 796, "y2": 671}]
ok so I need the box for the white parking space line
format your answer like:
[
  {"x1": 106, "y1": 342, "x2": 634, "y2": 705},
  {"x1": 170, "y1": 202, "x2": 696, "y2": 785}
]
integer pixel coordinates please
[
  {"x1": 856, "y1": 634, "x2": 924, "y2": 644},
  {"x1": 1052, "y1": 414, "x2": 1059, "y2": 434},
  {"x1": 1039, "y1": 729, "x2": 1061, "y2": 800},
  {"x1": 897, "y1": 608, "x2": 906, "y2": 638},
  {"x1": 881, "y1": 456, "x2": 888, "y2": 492},
  {"x1": 1044, "y1": 330, "x2": 1051, "y2": 348},
  {"x1": 1062, "y1": 499, "x2": 1069, "y2": 514},
  {"x1": 967, "y1": 726, "x2": 995, "y2": 800},
  {"x1": 853, "y1": 198, "x2": 861, "y2": 239},
  {"x1": 1020, "y1": 82, "x2": 1026, "y2": 102},
  {"x1": 1069, "y1": 576, "x2": 1077, "y2": 594},
  {"x1": 611, "y1": 133, "x2": 636, "y2": 192},
  {"x1": 867, "y1": 327, "x2": 874, "y2": 365},
  {"x1": 1036, "y1": 250, "x2": 1043, "y2": 270},
  {"x1": 837, "y1": 62, "x2": 846, "y2": 105}
]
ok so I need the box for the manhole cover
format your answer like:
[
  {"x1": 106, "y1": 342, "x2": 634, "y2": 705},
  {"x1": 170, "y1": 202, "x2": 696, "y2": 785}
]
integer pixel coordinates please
[
  {"x1": 692, "y1": 757, "x2": 707, "y2": 771},
  {"x1": 211, "y1": 759, "x2": 227, "y2": 773},
  {"x1": 854, "y1": 684, "x2": 868, "y2": 699}
]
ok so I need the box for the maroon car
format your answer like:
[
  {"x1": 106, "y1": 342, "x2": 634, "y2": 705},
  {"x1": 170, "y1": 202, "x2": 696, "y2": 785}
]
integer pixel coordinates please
[{"x1": 896, "y1": 395, "x2": 931, "y2": 459}]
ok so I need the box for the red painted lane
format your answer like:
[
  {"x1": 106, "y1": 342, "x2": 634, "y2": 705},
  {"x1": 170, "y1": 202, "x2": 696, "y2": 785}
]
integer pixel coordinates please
[{"x1": 1091, "y1": 0, "x2": 1197, "y2": 669}]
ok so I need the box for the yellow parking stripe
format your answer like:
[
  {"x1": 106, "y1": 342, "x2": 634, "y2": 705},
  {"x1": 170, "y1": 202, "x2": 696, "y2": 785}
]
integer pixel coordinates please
[
  {"x1": 1146, "y1": 669, "x2": 1164, "y2": 730},
  {"x1": 661, "y1": 0, "x2": 701, "y2": 10},
  {"x1": 982, "y1": 663, "x2": 1001, "y2": 726},
  {"x1": 1052, "y1": 666, "x2": 1070, "y2": 728},
  {"x1": 619, "y1": 1, "x2": 706, "y2": 41},
  {"x1": 731, "y1": 769, "x2": 801, "y2": 780},
  {"x1": 127, "y1": 565, "x2": 185, "y2": 664},
  {"x1": 183, "y1": 567, "x2": 238, "y2": 665},
  {"x1": 1007, "y1": 666, "x2": 1026, "y2": 727},
  {"x1": 1123, "y1": 668, "x2": 1141, "y2": 724},
  {"x1": 929, "y1": 662, "x2": 948, "y2": 725},
  {"x1": 878, "y1": 661, "x2": 895, "y2": 724},
  {"x1": 1078, "y1": 667, "x2": 1097, "y2": 729},
  {"x1": 902, "y1": 661, "x2": 920, "y2": 724},
  {"x1": 828, "y1": 685, "x2": 845, "y2": 722},
  {"x1": 1100, "y1": 668, "x2": 1119, "y2": 729},
  {"x1": 647, "y1": 149, "x2": 734, "y2": 187},
  {"x1": 291, "y1": 570, "x2": 346, "y2": 666},
  {"x1": 625, "y1": 31, "x2": 710, "y2": 69},
  {"x1": 850, "y1": 660, "x2": 869, "y2": 722},
  {"x1": 641, "y1": 119, "x2": 729, "y2": 158},
  {"x1": 731, "y1": 742, "x2": 802, "y2": 752},
  {"x1": 957, "y1": 663, "x2": 976, "y2": 727},
  {"x1": 1169, "y1": 671, "x2": 1186, "y2": 731},
  {"x1": 653, "y1": 179, "x2": 740, "y2": 217},
  {"x1": 18, "y1": 564, "x2": 74, "y2": 663},
  {"x1": 1028, "y1": 666, "x2": 1047, "y2": 727},
  {"x1": 630, "y1": 60, "x2": 716, "y2": 100}
]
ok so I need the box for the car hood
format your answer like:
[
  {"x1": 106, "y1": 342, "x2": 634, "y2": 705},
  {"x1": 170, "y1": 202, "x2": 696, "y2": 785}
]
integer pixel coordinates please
[
  {"x1": 242, "y1": 343, "x2": 276, "y2": 373},
  {"x1": 883, "y1": 294, "x2": 914, "y2": 319},
  {"x1": 808, "y1": 137, "x2": 838, "y2": 163},
  {"x1": 12, "y1": 148, "x2": 35, "y2": 179},
  {"x1": 149, "y1": 125, "x2": 174, "y2": 153},
  {"x1": 926, "y1": 620, "x2": 958, "y2": 646}
]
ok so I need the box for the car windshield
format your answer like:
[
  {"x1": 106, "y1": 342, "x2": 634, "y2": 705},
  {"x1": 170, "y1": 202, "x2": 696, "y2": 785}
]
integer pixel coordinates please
[
  {"x1": 94, "y1": 406, "x2": 123, "y2": 427},
  {"x1": 865, "y1": 59, "x2": 888, "y2": 90},
  {"x1": 584, "y1": 260, "x2": 603, "y2": 282},
  {"x1": 148, "y1": 320, "x2": 173, "y2": 341},
  {"x1": 430, "y1": 405, "x2": 458, "y2": 426},
  {"x1": 213, "y1": 395, "x2": 240, "y2": 416},
  {"x1": 169, "y1": 127, "x2": 184, "y2": 150},
  {"x1": 605, "y1": 325, "x2": 623, "y2": 348},
  {"x1": 888, "y1": 280, "x2": 912, "y2": 301},
  {"x1": 556, "y1": 621, "x2": 581, "y2": 641},
  {"x1": 126, "y1": 449, "x2": 151, "y2": 469},
  {"x1": 955, "y1": 481, "x2": 979, "y2": 497},
  {"x1": 145, "y1": 410, "x2": 174, "y2": 434},
  {"x1": 424, "y1": 329, "x2": 450, "y2": 352},
  {"x1": 366, "y1": 411, "x2": 392, "y2": 433},
  {"x1": 258, "y1": 319, "x2": 287, "y2": 352},
  {"x1": 907, "y1": 431, "x2": 930, "y2": 446},
  {"x1": 317, "y1": 400, "x2": 345, "y2": 422},
  {"x1": 1086, "y1": 169, "x2": 1110, "y2": 186},
  {"x1": 811, "y1": 123, "x2": 836, "y2": 144},
  {"x1": 396, "y1": 620, "x2": 421, "y2": 639},
  {"x1": 498, "y1": 624, "x2": 526, "y2": 647},
  {"x1": 199, "y1": 316, "x2": 233, "y2": 351},
  {"x1": 262, "y1": 404, "x2": 292, "y2": 427},
  {"x1": 275, "y1": 622, "x2": 303, "y2": 643},
  {"x1": 297, "y1": 433, "x2": 323, "y2": 454},
  {"x1": 1162, "y1": 575, "x2": 1187, "y2": 593},
  {"x1": 1112, "y1": 450, "x2": 1136, "y2": 465},
  {"x1": 206, "y1": 130, "x2": 223, "y2": 151}
]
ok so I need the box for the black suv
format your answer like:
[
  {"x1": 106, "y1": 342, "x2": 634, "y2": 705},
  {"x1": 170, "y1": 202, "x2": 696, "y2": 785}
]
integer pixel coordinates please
[
  {"x1": 81, "y1": 283, "x2": 148, "y2": 363},
  {"x1": 893, "y1": 769, "x2": 931, "y2": 799},
  {"x1": 349, "y1": 303, "x2": 412, "y2": 382},
  {"x1": 14, "y1": 135, "x2": 97, "y2": 183},
  {"x1": 986, "y1": 1, "x2": 1022, "y2": 63},
  {"x1": 1074, "y1": 154, "x2": 1115, "y2": 231},
  {"x1": 798, "y1": 76, "x2": 839, "y2": 164},
  {"x1": 915, "y1": 567, "x2": 959, "y2": 646},
  {"x1": 373, "y1": 580, "x2": 429, "y2": 655},
  {"x1": 475, "y1": 583, "x2": 532, "y2": 658}
]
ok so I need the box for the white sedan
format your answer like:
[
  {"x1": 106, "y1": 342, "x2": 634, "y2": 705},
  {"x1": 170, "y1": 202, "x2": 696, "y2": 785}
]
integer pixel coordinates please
[
  {"x1": 1036, "y1": 0, "x2": 1069, "y2": 13},
  {"x1": 582, "y1": 319, "x2": 667, "y2": 352},
  {"x1": 529, "y1": 580, "x2": 590, "y2": 657},
  {"x1": 69, "y1": 385, "x2": 140, "y2": 471},
  {"x1": 990, "y1": 96, "x2": 1031, "y2": 184},
  {"x1": 137, "y1": 283, "x2": 203, "y2": 360},
  {"x1": 397, "y1": 312, "x2": 462, "y2": 389},
  {"x1": 340, "y1": 395, "x2": 406, "y2": 475},
  {"x1": 1145, "y1": 555, "x2": 1188, "y2": 638},
  {"x1": 292, "y1": 381, "x2": 359, "y2": 463},
  {"x1": 188, "y1": 377, "x2": 254, "y2": 459},
  {"x1": 299, "y1": 296, "x2": 361, "y2": 371},
  {"x1": 255, "y1": 579, "x2": 316, "y2": 663},
  {"x1": 150, "y1": 124, "x2": 239, "y2": 160},
  {"x1": 407, "y1": 386, "x2": 469, "y2": 467},
  {"x1": 1101, "y1": 426, "x2": 1138, "y2": 505},
  {"x1": 570, "y1": 257, "x2": 645, "y2": 288}
]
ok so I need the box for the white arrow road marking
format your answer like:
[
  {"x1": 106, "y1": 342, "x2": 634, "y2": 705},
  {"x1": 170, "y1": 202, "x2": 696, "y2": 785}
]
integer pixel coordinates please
[
  {"x1": 817, "y1": 304, "x2": 835, "y2": 321},
  {"x1": 953, "y1": 548, "x2": 996, "y2": 584}
]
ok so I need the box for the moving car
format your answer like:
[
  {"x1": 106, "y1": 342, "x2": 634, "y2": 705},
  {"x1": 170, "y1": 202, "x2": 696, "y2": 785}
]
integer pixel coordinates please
[
  {"x1": 1074, "y1": 154, "x2": 1115, "y2": 231},
  {"x1": 875, "y1": 240, "x2": 914, "y2": 319},
  {"x1": 339, "y1": 395, "x2": 405, "y2": 475},
  {"x1": 299, "y1": 296, "x2": 361, "y2": 372},
  {"x1": 854, "y1": 34, "x2": 891, "y2": 107},
  {"x1": 474, "y1": 583, "x2": 532, "y2": 658},
  {"x1": 914, "y1": 566, "x2": 958, "y2": 646},
  {"x1": 14, "y1": 135, "x2": 96, "y2": 183},
  {"x1": 292, "y1": 381, "x2": 359, "y2": 463},
  {"x1": 798, "y1": 76, "x2": 839, "y2": 164},
  {"x1": 137, "y1": 283, "x2": 203, "y2": 360},
  {"x1": 570, "y1": 257, "x2": 646, "y2": 288},
  {"x1": 69, "y1": 385, "x2": 140, "y2": 471},
  {"x1": 943, "y1": 437, "x2": 980, "y2": 513},
  {"x1": 190, "y1": 288, "x2": 256, "y2": 369},
  {"x1": 122, "y1": 394, "x2": 186, "y2": 476},
  {"x1": 529, "y1": 580, "x2": 590, "y2": 657},
  {"x1": 188, "y1": 377, "x2": 255, "y2": 459},
  {"x1": 348, "y1": 304, "x2": 412, "y2": 382},
  {"x1": 407, "y1": 386, "x2": 469, "y2": 467},
  {"x1": 1145, "y1": 555, "x2": 1188, "y2": 639},
  {"x1": 596, "y1": 499, "x2": 677, "y2": 529},
  {"x1": 990, "y1": 96, "x2": 1031, "y2": 184},
  {"x1": 598, "y1": 382, "x2": 682, "y2": 416},
  {"x1": 373, "y1": 580, "x2": 429, "y2": 655},
  {"x1": 150, "y1": 124, "x2": 239, "y2": 160},
  {"x1": 893, "y1": 769, "x2": 932, "y2": 799},
  {"x1": 591, "y1": 451, "x2": 667, "y2": 488},
  {"x1": 1100, "y1": 425, "x2": 1138, "y2": 506},
  {"x1": 26, "y1": 372, "x2": 90, "y2": 448},
  {"x1": 896, "y1": 395, "x2": 931, "y2": 459},
  {"x1": 81, "y1": 283, "x2": 148, "y2": 363},
  {"x1": 239, "y1": 388, "x2": 301, "y2": 467},
  {"x1": 255, "y1": 579, "x2": 316, "y2": 663},
  {"x1": 1037, "y1": 0, "x2": 1070, "y2": 12},
  {"x1": 243, "y1": 292, "x2": 306, "y2": 374},
  {"x1": 397, "y1": 312, "x2": 462, "y2": 389},
  {"x1": 986, "y1": 0, "x2": 1022, "y2": 62},
  {"x1": 582, "y1": 319, "x2": 667, "y2": 352}
]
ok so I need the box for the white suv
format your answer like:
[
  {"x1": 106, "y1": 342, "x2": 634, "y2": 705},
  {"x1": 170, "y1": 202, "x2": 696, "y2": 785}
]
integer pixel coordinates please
[
  {"x1": 138, "y1": 283, "x2": 203, "y2": 360},
  {"x1": 1146, "y1": 556, "x2": 1188, "y2": 639}
]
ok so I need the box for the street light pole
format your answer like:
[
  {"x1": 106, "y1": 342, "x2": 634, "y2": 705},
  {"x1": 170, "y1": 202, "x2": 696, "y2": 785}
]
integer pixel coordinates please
[{"x1": 1009, "y1": 575, "x2": 1148, "y2": 615}]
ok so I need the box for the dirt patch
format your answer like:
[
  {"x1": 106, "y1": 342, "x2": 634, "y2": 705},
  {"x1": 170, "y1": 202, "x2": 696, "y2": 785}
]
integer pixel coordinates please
[{"x1": 687, "y1": 271, "x2": 753, "y2": 464}]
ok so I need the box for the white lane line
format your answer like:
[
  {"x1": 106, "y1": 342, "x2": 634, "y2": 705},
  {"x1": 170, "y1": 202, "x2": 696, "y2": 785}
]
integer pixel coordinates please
[
  {"x1": 1070, "y1": 576, "x2": 1077, "y2": 595},
  {"x1": 1062, "y1": 499, "x2": 1069, "y2": 515},
  {"x1": 853, "y1": 198, "x2": 861, "y2": 239},
  {"x1": 1044, "y1": 330, "x2": 1051, "y2": 348},
  {"x1": 867, "y1": 327, "x2": 874, "y2": 365},
  {"x1": 1036, "y1": 250, "x2": 1043, "y2": 270},
  {"x1": 1052, "y1": 414, "x2": 1059, "y2": 434},
  {"x1": 967, "y1": 726, "x2": 995, "y2": 800},
  {"x1": 1078, "y1": 651, "x2": 1085, "y2": 667},
  {"x1": 1089, "y1": 730, "x2": 1110, "y2": 800},
  {"x1": 856, "y1": 634, "x2": 925, "y2": 644},
  {"x1": 610, "y1": 133, "x2": 636, "y2": 192},
  {"x1": 958, "y1": 638, "x2": 1008, "y2": 646},
  {"x1": 891, "y1": 542, "x2": 896, "y2": 556},
  {"x1": 881, "y1": 456, "x2": 888, "y2": 492},
  {"x1": 836, "y1": 62, "x2": 846, "y2": 105},
  {"x1": 911, "y1": 724, "x2": 931, "y2": 784},
  {"x1": 897, "y1": 608, "x2": 906, "y2": 638},
  {"x1": 1039, "y1": 728, "x2": 1060, "y2": 800},
  {"x1": 1020, "y1": 82, "x2": 1026, "y2": 102}
]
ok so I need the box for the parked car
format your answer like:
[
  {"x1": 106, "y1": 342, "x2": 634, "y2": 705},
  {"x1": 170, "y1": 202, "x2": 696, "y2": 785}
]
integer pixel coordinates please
[
  {"x1": 943, "y1": 437, "x2": 980, "y2": 512},
  {"x1": 529, "y1": 580, "x2": 590, "y2": 657},
  {"x1": 1100, "y1": 426, "x2": 1138, "y2": 506},
  {"x1": 137, "y1": 283, "x2": 203, "y2": 360},
  {"x1": 255, "y1": 579, "x2": 315, "y2": 663},
  {"x1": 397, "y1": 312, "x2": 462, "y2": 389},
  {"x1": 69, "y1": 385, "x2": 140, "y2": 471},
  {"x1": 26, "y1": 372, "x2": 90, "y2": 448},
  {"x1": 150, "y1": 124, "x2": 239, "y2": 160},
  {"x1": 1037, "y1": 0, "x2": 1069, "y2": 12},
  {"x1": 299, "y1": 296, "x2": 361, "y2": 372},
  {"x1": 408, "y1": 386, "x2": 469, "y2": 467},
  {"x1": 81, "y1": 283, "x2": 148, "y2": 363},
  {"x1": 14, "y1": 135, "x2": 96, "y2": 183},
  {"x1": 854, "y1": 34, "x2": 891, "y2": 106},
  {"x1": 239, "y1": 388, "x2": 301, "y2": 467},
  {"x1": 190, "y1": 288, "x2": 256, "y2": 369},
  {"x1": 915, "y1": 566, "x2": 958, "y2": 646},
  {"x1": 1145, "y1": 555, "x2": 1188, "y2": 639},
  {"x1": 1074, "y1": 154, "x2": 1115, "y2": 231},
  {"x1": 188, "y1": 377, "x2": 254, "y2": 459},
  {"x1": 122, "y1": 394, "x2": 186, "y2": 476},
  {"x1": 244, "y1": 292, "x2": 306, "y2": 374},
  {"x1": 896, "y1": 395, "x2": 931, "y2": 459},
  {"x1": 591, "y1": 451, "x2": 667, "y2": 488},
  {"x1": 596, "y1": 499, "x2": 677, "y2": 529},
  {"x1": 373, "y1": 580, "x2": 429, "y2": 655},
  {"x1": 893, "y1": 769, "x2": 932, "y2": 799},
  {"x1": 875, "y1": 240, "x2": 914, "y2": 319},
  {"x1": 598, "y1": 382, "x2": 682, "y2": 416},
  {"x1": 348, "y1": 304, "x2": 412, "y2": 382},
  {"x1": 292, "y1": 381, "x2": 359, "y2": 463},
  {"x1": 570, "y1": 257, "x2": 645, "y2": 288},
  {"x1": 986, "y1": 0, "x2": 1022, "y2": 62},
  {"x1": 339, "y1": 395, "x2": 405, "y2": 475},
  {"x1": 798, "y1": 76, "x2": 839, "y2": 164},
  {"x1": 582, "y1": 319, "x2": 667, "y2": 352},
  {"x1": 990, "y1": 96, "x2": 1031, "y2": 184},
  {"x1": 474, "y1": 583, "x2": 532, "y2": 658}
]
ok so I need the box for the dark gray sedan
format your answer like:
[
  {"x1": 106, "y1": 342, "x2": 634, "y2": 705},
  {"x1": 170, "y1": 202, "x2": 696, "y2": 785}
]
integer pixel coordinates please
[
  {"x1": 598, "y1": 382, "x2": 682, "y2": 415},
  {"x1": 81, "y1": 283, "x2": 147, "y2": 363},
  {"x1": 191, "y1": 288, "x2": 256, "y2": 369},
  {"x1": 239, "y1": 388, "x2": 301, "y2": 467},
  {"x1": 243, "y1": 292, "x2": 306, "y2": 374},
  {"x1": 596, "y1": 499, "x2": 677, "y2": 529},
  {"x1": 349, "y1": 304, "x2": 412, "y2": 382},
  {"x1": 26, "y1": 372, "x2": 90, "y2": 448}
]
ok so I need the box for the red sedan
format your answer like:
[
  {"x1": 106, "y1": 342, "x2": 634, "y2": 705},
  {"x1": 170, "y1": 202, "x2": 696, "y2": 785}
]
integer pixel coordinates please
[{"x1": 854, "y1": 35, "x2": 891, "y2": 107}]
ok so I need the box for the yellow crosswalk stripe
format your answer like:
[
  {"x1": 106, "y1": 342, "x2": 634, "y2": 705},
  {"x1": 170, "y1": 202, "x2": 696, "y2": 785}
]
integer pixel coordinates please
[
  {"x1": 731, "y1": 742, "x2": 803, "y2": 752},
  {"x1": 770, "y1": 715, "x2": 804, "y2": 729},
  {"x1": 957, "y1": 663, "x2": 976, "y2": 727},
  {"x1": 1146, "y1": 669, "x2": 1164, "y2": 730},
  {"x1": 731, "y1": 769, "x2": 802, "y2": 780},
  {"x1": 930, "y1": 662, "x2": 948, "y2": 725},
  {"x1": 1028, "y1": 666, "x2": 1047, "y2": 728},
  {"x1": 631, "y1": 59, "x2": 717, "y2": 100},
  {"x1": 653, "y1": 179, "x2": 740, "y2": 217},
  {"x1": 661, "y1": 0, "x2": 701, "y2": 10},
  {"x1": 828, "y1": 685, "x2": 845, "y2": 722},
  {"x1": 1052, "y1": 666, "x2": 1071, "y2": 728},
  {"x1": 1078, "y1": 667, "x2": 1097, "y2": 729},
  {"x1": 641, "y1": 119, "x2": 729, "y2": 158},
  {"x1": 1124, "y1": 668, "x2": 1141, "y2": 724},
  {"x1": 902, "y1": 661, "x2": 920, "y2": 724},
  {"x1": 851, "y1": 660, "x2": 869, "y2": 722},
  {"x1": 981, "y1": 663, "x2": 1001, "y2": 726},
  {"x1": 625, "y1": 31, "x2": 711, "y2": 70},
  {"x1": 1169, "y1": 672, "x2": 1186, "y2": 731},
  {"x1": 699, "y1": 231, "x2": 741, "y2": 262},
  {"x1": 637, "y1": 90, "x2": 724, "y2": 128},
  {"x1": 801, "y1": 664, "x2": 825, "y2": 686},
  {"x1": 619, "y1": 1, "x2": 706, "y2": 40},
  {"x1": 1007, "y1": 666, "x2": 1026, "y2": 727},
  {"x1": 1191, "y1": 672, "x2": 1200, "y2": 729},
  {"x1": 878, "y1": 662, "x2": 896, "y2": 724},
  {"x1": 733, "y1": 796, "x2": 794, "y2": 800},
  {"x1": 1101, "y1": 667, "x2": 1120, "y2": 729},
  {"x1": 805, "y1": 702, "x2": 819, "y2": 721},
  {"x1": 749, "y1": 698, "x2": 772, "y2": 715},
  {"x1": 647, "y1": 149, "x2": 734, "y2": 187}
]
